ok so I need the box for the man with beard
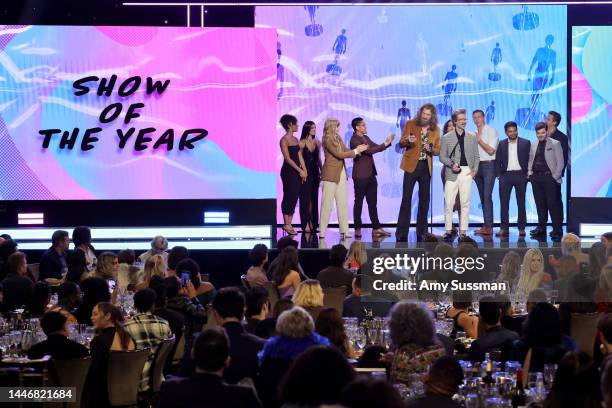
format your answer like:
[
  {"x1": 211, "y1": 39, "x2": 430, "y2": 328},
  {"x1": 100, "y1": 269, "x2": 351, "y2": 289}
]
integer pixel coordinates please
[
  {"x1": 528, "y1": 122, "x2": 564, "y2": 241},
  {"x1": 494, "y1": 121, "x2": 531, "y2": 237},
  {"x1": 396, "y1": 103, "x2": 441, "y2": 242}
]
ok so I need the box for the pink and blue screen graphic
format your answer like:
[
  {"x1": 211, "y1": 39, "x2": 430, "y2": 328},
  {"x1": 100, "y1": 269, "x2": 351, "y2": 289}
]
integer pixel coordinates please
[
  {"x1": 571, "y1": 26, "x2": 612, "y2": 198},
  {"x1": 257, "y1": 5, "x2": 567, "y2": 225},
  {"x1": 0, "y1": 26, "x2": 277, "y2": 200}
]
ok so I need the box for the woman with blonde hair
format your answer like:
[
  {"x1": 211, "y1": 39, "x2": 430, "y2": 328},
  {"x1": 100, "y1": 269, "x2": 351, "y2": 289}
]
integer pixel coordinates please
[
  {"x1": 345, "y1": 240, "x2": 367, "y2": 272},
  {"x1": 319, "y1": 118, "x2": 367, "y2": 239},
  {"x1": 549, "y1": 233, "x2": 589, "y2": 268},
  {"x1": 517, "y1": 248, "x2": 552, "y2": 297},
  {"x1": 94, "y1": 252, "x2": 119, "y2": 281},
  {"x1": 595, "y1": 265, "x2": 612, "y2": 309},
  {"x1": 496, "y1": 251, "x2": 521, "y2": 291},
  {"x1": 292, "y1": 279, "x2": 325, "y2": 321},
  {"x1": 135, "y1": 254, "x2": 166, "y2": 290}
]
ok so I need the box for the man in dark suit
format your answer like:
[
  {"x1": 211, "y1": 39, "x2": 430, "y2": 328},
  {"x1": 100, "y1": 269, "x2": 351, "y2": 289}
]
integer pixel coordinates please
[
  {"x1": 158, "y1": 327, "x2": 262, "y2": 408},
  {"x1": 317, "y1": 244, "x2": 354, "y2": 296},
  {"x1": 342, "y1": 275, "x2": 392, "y2": 320},
  {"x1": 28, "y1": 312, "x2": 89, "y2": 360},
  {"x1": 39, "y1": 230, "x2": 70, "y2": 282},
  {"x1": 494, "y1": 121, "x2": 531, "y2": 237},
  {"x1": 547, "y1": 111, "x2": 569, "y2": 235},
  {"x1": 350, "y1": 117, "x2": 394, "y2": 238},
  {"x1": 528, "y1": 122, "x2": 565, "y2": 241}
]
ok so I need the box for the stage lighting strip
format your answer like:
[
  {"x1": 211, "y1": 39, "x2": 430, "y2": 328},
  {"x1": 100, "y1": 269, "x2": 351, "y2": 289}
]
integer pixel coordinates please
[
  {"x1": 17, "y1": 239, "x2": 272, "y2": 251},
  {"x1": 580, "y1": 223, "x2": 612, "y2": 238}
]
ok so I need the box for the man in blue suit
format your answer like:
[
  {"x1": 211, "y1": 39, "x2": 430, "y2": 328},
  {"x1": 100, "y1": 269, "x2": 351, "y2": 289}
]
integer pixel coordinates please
[{"x1": 495, "y1": 121, "x2": 531, "y2": 237}]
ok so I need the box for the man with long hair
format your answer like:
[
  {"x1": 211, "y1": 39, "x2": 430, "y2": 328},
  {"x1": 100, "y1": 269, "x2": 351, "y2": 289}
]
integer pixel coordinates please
[{"x1": 396, "y1": 103, "x2": 441, "y2": 242}]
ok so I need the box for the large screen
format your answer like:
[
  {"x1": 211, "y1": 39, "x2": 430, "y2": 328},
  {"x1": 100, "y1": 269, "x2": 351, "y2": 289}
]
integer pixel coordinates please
[
  {"x1": 571, "y1": 26, "x2": 612, "y2": 198},
  {"x1": 257, "y1": 5, "x2": 567, "y2": 225},
  {"x1": 0, "y1": 26, "x2": 277, "y2": 200}
]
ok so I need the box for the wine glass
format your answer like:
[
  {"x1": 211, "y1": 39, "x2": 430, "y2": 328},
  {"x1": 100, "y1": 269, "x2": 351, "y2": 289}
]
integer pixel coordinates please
[{"x1": 543, "y1": 364, "x2": 557, "y2": 389}]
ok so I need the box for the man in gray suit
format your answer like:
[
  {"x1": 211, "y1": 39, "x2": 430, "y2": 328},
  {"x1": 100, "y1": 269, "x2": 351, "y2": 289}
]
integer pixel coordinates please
[
  {"x1": 528, "y1": 122, "x2": 564, "y2": 241},
  {"x1": 440, "y1": 109, "x2": 480, "y2": 240}
]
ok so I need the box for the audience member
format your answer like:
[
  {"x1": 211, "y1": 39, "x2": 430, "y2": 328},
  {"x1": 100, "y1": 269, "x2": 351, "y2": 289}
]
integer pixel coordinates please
[
  {"x1": 315, "y1": 307, "x2": 355, "y2": 358},
  {"x1": 406, "y1": 356, "x2": 463, "y2": 408},
  {"x1": 86, "y1": 302, "x2": 135, "y2": 408},
  {"x1": 278, "y1": 346, "x2": 355, "y2": 407},
  {"x1": 602, "y1": 231, "x2": 612, "y2": 248},
  {"x1": 26, "y1": 281, "x2": 51, "y2": 318},
  {"x1": 496, "y1": 251, "x2": 521, "y2": 291},
  {"x1": 559, "y1": 272, "x2": 598, "y2": 335},
  {"x1": 554, "y1": 255, "x2": 579, "y2": 302},
  {"x1": 549, "y1": 233, "x2": 589, "y2": 268},
  {"x1": 257, "y1": 306, "x2": 330, "y2": 407},
  {"x1": 0, "y1": 239, "x2": 18, "y2": 280},
  {"x1": 517, "y1": 248, "x2": 552, "y2": 296},
  {"x1": 527, "y1": 288, "x2": 548, "y2": 313},
  {"x1": 149, "y1": 276, "x2": 185, "y2": 369},
  {"x1": 468, "y1": 296, "x2": 519, "y2": 361},
  {"x1": 420, "y1": 243, "x2": 455, "y2": 283},
  {"x1": 167, "y1": 246, "x2": 189, "y2": 277},
  {"x1": 136, "y1": 254, "x2": 166, "y2": 290},
  {"x1": 177, "y1": 258, "x2": 216, "y2": 306},
  {"x1": 94, "y1": 251, "x2": 119, "y2": 281},
  {"x1": 75, "y1": 277, "x2": 111, "y2": 325},
  {"x1": 589, "y1": 242, "x2": 608, "y2": 281},
  {"x1": 158, "y1": 328, "x2": 262, "y2": 408},
  {"x1": 124, "y1": 288, "x2": 171, "y2": 391},
  {"x1": 139, "y1": 236, "x2": 169, "y2": 264},
  {"x1": 64, "y1": 249, "x2": 89, "y2": 283},
  {"x1": 49, "y1": 281, "x2": 80, "y2": 323},
  {"x1": 598, "y1": 265, "x2": 612, "y2": 310},
  {"x1": 72, "y1": 226, "x2": 97, "y2": 272},
  {"x1": 1, "y1": 251, "x2": 34, "y2": 311},
  {"x1": 545, "y1": 351, "x2": 601, "y2": 408},
  {"x1": 210, "y1": 287, "x2": 265, "y2": 384},
  {"x1": 516, "y1": 302, "x2": 576, "y2": 374},
  {"x1": 345, "y1": 240, "x2": 367, "y2": 271},
  {"x1": 598, "y1": 314, "x2": 612, "y2": 361},
  {"x1": 39, "y1": 230, "x2": 70, "y2": 282},
  {"x1": 117, "y1": 249, "x2": 142, "y2": 290},
  {"x1": 255, "y1": 298, "x2": 293, "y2": 339},
  {"x1": 317, "y1": 244, "x2": 354, "y2": 295},
  {"x1": 28, "y1": 311, "x2": 89, "y2": 360},
  {"x1": 341, "y1": 376, "x2": 405, "y2": 408},
  {"x1": 273, "y1": 246, "x2": 301, "y2": 298},
  {"x1": 498, "y1": 294, "x2": 524, "y2": 336},
  {"x1": 243, "y1": 286, "x2": 270, "y2": 335},
  {"x1": 292, "y1": 279, "x2": 325, "y2": 321},
  {"x1": 445, "y1": 291, "x2": 479, "y2": 339},
  {"x1": 266, "y1": 236, "x2": 306, "y2": 281},
  {"x1": 343, "y1": 274, "x2": 392, "y2": 320},
  {"x1": 387, "y1": 301, "x2": 445, "y2": 385},
  {"x1": 602, "y1": 356, "x2": 612, "y2": 408},
  {"x1": 245, "y1": 244, "x2": 269, "y2": 287},
  {"x1": 163, "y1": 277, "x2": 207, "y2": 338}
]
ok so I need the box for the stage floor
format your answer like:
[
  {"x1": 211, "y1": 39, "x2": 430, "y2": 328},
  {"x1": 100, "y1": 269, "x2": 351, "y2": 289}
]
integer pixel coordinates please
[{"x1": 274, "y1": 226, "x2": 586, "y2": 249}]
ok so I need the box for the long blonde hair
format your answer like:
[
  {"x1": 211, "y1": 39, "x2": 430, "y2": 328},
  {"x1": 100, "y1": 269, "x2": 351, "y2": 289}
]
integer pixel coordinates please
[
  {"x1": 95, "y1": 252, "x2": 117, "y2": 280},
  {"x1": 292, "y1": 279, "x2": 324, "y2": 308},
  {"x1": 323, "y1": 118, "x2": 340, "y2": 145},
  {"x1": 143, "y1": 254, "x2": 166, "y2": 284},
  {"x1": 497, "y1": 251, "x2": 521, "y2": 288},
  {"x1": 347, "y1": 241, "x2": 367, "y2": 267},
  {"x1": 599, "y1": 265, "x2": 612, "y2": 300},
  {"x1": 517, "y1": 249, "x2": 545, "y2": 296},
  {"x1": 561, "y1": 233, "x2": 583, "y2": 258}
]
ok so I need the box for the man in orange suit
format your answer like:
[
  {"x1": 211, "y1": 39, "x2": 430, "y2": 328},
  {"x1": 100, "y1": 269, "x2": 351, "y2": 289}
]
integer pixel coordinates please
[{"x1": 396, "y1": 103, "x2": 441, "y2": 242}]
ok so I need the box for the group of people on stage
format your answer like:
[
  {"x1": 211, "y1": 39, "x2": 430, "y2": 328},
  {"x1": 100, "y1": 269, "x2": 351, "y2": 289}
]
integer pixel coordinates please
[{"x1": 279, "y1": 104, "x2": 569, "y2": 242}]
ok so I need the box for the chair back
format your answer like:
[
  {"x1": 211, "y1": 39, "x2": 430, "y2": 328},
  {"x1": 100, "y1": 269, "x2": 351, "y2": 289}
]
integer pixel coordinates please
[
  {"x1": 570, "y1": 312, "x2": 600, "y2": 357},
  {"x1": 172, "y1": 334, "x2": 186, "y2": 365},
  {"x1": 262, "y1": 281, "x2": 280, "y2": 311},
  {"x1": 323, "y1": 286, "x2": 347, "y2": 315},
  {"x1": 150, "y1": 337, "x2": 175, "y2": 393},
  {"x1": 107, "y1": 348, "x2": 150, "y2": 406},
  {"x1": 241, "y1": 274, "x2": 251, "y2": 290},
  {"x1": 48, "y1": 357, "x2": 91, "y2": 408},
  {"x1": 28, "y1": 263, "x2": 40, "y2": 282}
]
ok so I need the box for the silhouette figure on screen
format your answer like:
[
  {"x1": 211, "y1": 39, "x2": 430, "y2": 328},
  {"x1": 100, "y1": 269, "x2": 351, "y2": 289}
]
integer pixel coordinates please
[
  {"x1": 397, "y1": 101, "x2": 411, "y2": 131},
  {"x1": 377, "y1": 8, "x2": 388, "y2": 24},
  {"x1": 515, "y1": 35, "x2": 556, "y2": 129},
  {"x1": 304, "y1": 6, "x2": 323, "y2": 37},
  {"x1": 277, "y1": 42, "x2": 284, "y2": 100},
  {"x1": 513, "y1": 5, "x2": 539, "y2": 31},
  {"x1": 485, "y1": 101, "x2": 496, "y2": 124},
  {"x1": 326, "y1": 29, "x2": 347, "y2": 76},
  {"x1": 437, "y1": 65, "x2": 457, "y2": 117},
  {"x1": 415, "y1": 33, "x2": 433, "y2": 84},
  {"x1": 488, "y1": 43, "x2": 502, "y2": 81}
]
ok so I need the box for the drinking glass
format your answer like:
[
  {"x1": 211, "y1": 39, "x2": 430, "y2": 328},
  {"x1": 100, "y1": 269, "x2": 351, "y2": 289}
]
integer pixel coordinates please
[
  {"x1": 543, "y1": 364, "x2": 557, "y2": 388},
  {"x1": 465, "y1": 393, "x2": 479, "y2": 408}
]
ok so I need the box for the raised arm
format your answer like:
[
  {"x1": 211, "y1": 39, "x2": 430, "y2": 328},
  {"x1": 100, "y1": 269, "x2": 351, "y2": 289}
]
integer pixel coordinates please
[{"x1": 324, "y1": 135, "x2": 357, "y2": 159}]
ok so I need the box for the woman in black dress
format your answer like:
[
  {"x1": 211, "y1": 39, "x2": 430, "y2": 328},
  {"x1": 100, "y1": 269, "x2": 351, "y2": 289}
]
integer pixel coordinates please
[
  {"x1": 280, "y1": 114, "x2": 306, "y2": 235},
  {"x1": 299, "y1": 121, "x2": 322, "y2": 233}
]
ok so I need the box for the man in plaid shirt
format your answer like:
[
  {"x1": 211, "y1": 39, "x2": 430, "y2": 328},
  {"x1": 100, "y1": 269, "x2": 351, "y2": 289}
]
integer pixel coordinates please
[{"x1": 125, "y1": 288, "x2": 172, "y2": 392}]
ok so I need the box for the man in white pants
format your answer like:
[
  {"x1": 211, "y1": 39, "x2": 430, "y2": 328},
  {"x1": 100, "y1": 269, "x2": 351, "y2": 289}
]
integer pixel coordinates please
[
  {"x1": 319, "y1": 118, "x2": 368, "y2": 239},
  {"x1": 439, "y1": 109, "x2": 480, "y2": 239}
]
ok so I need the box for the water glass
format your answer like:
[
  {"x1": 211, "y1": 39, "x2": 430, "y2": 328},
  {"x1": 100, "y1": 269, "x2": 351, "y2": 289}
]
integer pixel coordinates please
[
  {"x1": 544, "y1": 364, "x2": 557, "y2": 388},
  {"x1": 465, "y1": 393, "x2": 479, "y2": 408}
]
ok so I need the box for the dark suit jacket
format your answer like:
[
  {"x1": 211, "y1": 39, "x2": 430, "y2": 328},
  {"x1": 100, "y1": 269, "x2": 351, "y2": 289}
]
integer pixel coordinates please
[
  {"x1": 28, "y1": 334, "x2": 90, "y2": 360},
  {"x1": 219, "y1": 322, "x2": 265, "y2": 384},
  {"x1": 1, "y1": 273, "x2": 33, "y2": 311},
  {"x1": 158, "y1": 372, "x2": 262, "y2": 408},
  {"x1": 549, "y1": 129, "x2": 569, "y2": 176},
  {"x1": 495, "y1": 137, "x2": 531, "y2": 176},
  {"x1": 316, "y1": 266, "x2": 354, "y2": 296},
  {"x1": 39, "y1": 247, "x2": 67, "y2": 280},
  {"x1": 350, "y1": 133, "x2": 388, "y2": 179}
]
